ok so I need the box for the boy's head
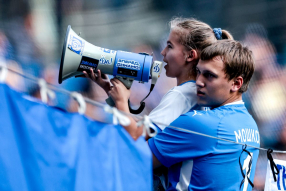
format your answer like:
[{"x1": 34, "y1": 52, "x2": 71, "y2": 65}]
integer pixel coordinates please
[{"x1": 196, "y1": 40, "x2": 255, "y2": 107}]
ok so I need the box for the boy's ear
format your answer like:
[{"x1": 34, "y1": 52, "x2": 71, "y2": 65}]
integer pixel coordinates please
[
  {"x1": 231, "y1": 76, "x2": 243, "y2": 92},
  {"x1": 186, "y1": 49, "x2": 198, "y2": 62}
]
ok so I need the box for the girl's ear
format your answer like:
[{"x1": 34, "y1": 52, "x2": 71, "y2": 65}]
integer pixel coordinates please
[{"x1": 186, "y1": 49, "x2": 198, "y2": 62}]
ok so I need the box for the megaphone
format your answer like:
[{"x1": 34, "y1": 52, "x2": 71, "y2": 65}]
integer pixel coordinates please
[{"x1": 59, "y1": 25, "x2": 163, "y2": 114}]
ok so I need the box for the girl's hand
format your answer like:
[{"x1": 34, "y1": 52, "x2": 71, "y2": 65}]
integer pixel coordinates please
[
  {"x1": 109, "y1": 78, "x2": 130, "y2": 107},
  {"x1": 109, "y1": 78, "x2": 142, "y2": 140},
  {"x1": 83, "y1": 68, "x2": 111, "y2": 95}
]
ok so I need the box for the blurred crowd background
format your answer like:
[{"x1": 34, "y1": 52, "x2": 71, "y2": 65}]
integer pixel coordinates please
[{"x1": 1, "y1": 0, "x2": 286, "y2": 190}]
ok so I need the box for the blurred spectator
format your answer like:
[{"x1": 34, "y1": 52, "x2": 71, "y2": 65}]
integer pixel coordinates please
[
  {"x1": 274, "y1": 120, "x2": 286, "y2": 151},
  {"x1": 65, "y1": 76, "x2": 112, "y2": 123},
  {"x1": 30, "y1": 64, "x2": 112, "y2": 123},
  {"x1": 242, "y1": 23, "x2": 286, "y2": 148},
  {"x1": 5, "y1": 60, "x2": 25, "y2": 92},
  {"x1": 2, "y1": 0, "x2": 44, "y2": 96},
  {"x1": 0, "y1": 31, "x2": 24, "y2": 92},
  {"x1": 242, "y1": 23, "x2": 286, "y2": 191}
]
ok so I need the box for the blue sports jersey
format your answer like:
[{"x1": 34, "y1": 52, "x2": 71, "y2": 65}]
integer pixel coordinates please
[{"x1": 149, "y1": 103, "x2": 260, "y2": 191}]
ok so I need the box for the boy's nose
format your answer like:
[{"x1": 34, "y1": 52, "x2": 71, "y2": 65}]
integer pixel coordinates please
[{"x1": 196, "y1": 75, "x2": 205, "y2": 88}]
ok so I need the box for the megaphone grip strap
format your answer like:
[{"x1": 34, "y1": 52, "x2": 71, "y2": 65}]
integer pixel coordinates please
[{"x1": 128, "y1": 100, "x2": 145, "y2": 114}]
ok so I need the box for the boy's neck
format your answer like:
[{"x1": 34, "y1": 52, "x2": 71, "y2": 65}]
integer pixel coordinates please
[{"x1": 219, "y1": 94, "x2": 243, "y2": 107}]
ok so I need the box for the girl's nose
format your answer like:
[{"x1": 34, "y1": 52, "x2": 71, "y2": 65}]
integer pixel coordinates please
[{"x1": 161, "y1": 47, "x2": 166, "y2": 56}]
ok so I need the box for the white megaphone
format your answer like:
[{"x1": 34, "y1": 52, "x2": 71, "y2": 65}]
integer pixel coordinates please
[{"x1": 59, "y1": 25, "x2": 163, "y2": 114}]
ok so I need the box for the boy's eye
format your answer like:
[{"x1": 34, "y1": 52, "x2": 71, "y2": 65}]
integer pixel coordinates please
[
  {"x1": 167, "y1": 44, "x2": 172, "y2": 49},
  {"x1": 204, "y1": 73, "x2": 215, "y2": 78}
]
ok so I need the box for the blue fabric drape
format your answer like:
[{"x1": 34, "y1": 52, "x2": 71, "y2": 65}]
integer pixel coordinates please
[{"x1": 0, "y1": 83, "x2": 152, "y2": 191}]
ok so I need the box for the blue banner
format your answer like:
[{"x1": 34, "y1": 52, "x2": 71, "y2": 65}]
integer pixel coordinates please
[{"x1": 0, "y1": 83, "x2": 152, "y2": 191}]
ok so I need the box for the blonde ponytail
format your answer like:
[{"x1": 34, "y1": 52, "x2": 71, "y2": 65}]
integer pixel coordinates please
[{"x1": 221, "y1": 30, "x2": 233, "y2": 40}]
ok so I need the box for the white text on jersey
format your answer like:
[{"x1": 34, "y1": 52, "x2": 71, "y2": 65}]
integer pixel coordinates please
[{"x1": 234, "y1": 129, "x2": 260, "y2": 144}]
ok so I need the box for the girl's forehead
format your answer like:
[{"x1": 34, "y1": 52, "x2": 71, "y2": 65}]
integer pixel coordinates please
[
  {"x1": 170, "y1": 28, "x2": 183, "y2": 37},
  {"x1": 168, "y1": 30, "x2": 181, "y2": 42}
]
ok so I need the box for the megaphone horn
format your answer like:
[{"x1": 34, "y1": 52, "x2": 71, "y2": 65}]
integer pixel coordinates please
[
  {"x1": 59, "y1": 25, "x2": 163, "y2": 114},
  {"x1": 59, "y1": 25, "x2": 114, "y2": 84}
]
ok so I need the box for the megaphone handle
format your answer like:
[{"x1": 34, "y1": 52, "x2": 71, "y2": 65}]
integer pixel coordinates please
[
  {"x1": 105, "y1": 97, "x2": 145, "y2": 114},
  {"x1": 128, "y1": 84, "x2": 154, "y2": 114},
  {"x1": 128, "y1": 100, "x2": 145, "y2": 114},
  {"x1": 105, "y1": 96, "x2": 116, "y2": 107}
]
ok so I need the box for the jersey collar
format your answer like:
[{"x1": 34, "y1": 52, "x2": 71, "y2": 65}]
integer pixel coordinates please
[
  {"x1": 224, "y1": 100, "x2": 244, "y2": 106},
  {"x1": 179, "y1": 80, "x2": 195, "y2": 86}
]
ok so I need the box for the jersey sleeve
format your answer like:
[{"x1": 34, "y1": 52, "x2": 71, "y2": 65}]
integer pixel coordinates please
[
  {"x1": 148, "y1": 112, "x2": 218, "y2": 167},
  {"x1": 148, "y1": 90, "x2": 192, "y2": 130}
]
